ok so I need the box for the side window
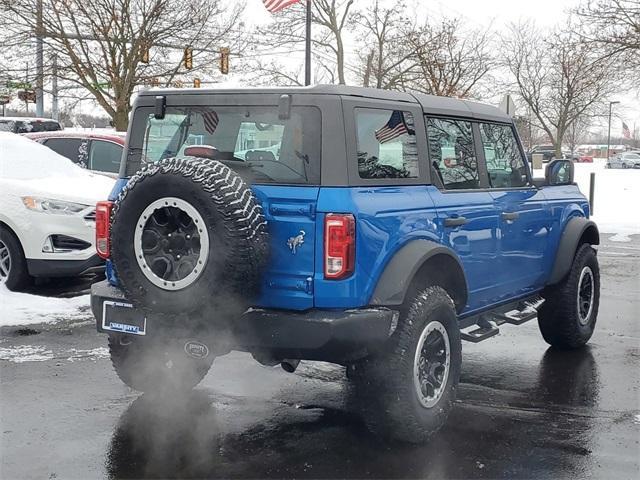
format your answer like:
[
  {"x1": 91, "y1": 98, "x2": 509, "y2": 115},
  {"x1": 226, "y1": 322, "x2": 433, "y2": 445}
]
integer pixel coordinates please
[
  {"x1": 479, "y1": 123, "x2": 528, "y2": 188},
  {"x1": 426, "y1": 118, "x2": 479, "y2": 190},
  {"x1": 355, "y1": 108, "x2": 418, "y2": 179},
  {"x1": 89, "y1": 140, "x2": 123, "y2": 173},
  {"x1": 43, "y1": 138, "x2": 83, "y2": 164}
]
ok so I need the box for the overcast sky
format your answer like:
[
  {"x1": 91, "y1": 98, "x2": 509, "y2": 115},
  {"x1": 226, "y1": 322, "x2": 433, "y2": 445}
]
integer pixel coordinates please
[{"x1": 239, "y1": 0, "x2": 638, "y2": 132}]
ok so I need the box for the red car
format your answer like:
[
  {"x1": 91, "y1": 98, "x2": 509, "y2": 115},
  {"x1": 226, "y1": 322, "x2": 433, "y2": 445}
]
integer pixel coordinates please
[
  {"x1": 24, "y1": 131, "x2": 126, "y2": 177},
  {"x1": 572, "y1": 154, "x2": 593, "y2": 163}
]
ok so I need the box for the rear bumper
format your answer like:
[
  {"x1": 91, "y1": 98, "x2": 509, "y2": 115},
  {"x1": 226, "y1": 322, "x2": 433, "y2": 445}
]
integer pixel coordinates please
[
  {"x1": 27, "y1": 255, "x2": 104, "y2": 277},
  {"x1": 90, "y1": 280, "x2": 398, "y2": 362}
]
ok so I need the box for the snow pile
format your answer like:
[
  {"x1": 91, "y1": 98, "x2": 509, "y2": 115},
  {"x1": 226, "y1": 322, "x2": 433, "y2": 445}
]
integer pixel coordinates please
[
  {"x1": 0, "y1": 131, "x2": 86, "y2": 180},
  {"x1": 534, "y1": 159, "x2": 640, "y2": 239},
  {"x1": 0, "y1": 284, "x2": 91, "y2": 327},
  {"x1": 0, "y1": 345, "x2": 110, "y2": 363},
  {"x1": 0, "y1": 345, "x2": 54, "y2": 363},
  {"x1": 0, "y1": 132, "x2": 114, "y2": 203}
]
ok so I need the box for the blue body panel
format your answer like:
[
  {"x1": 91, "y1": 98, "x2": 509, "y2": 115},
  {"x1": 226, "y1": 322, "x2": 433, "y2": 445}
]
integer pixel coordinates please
[{"x1": 105, "y1": 177, "x2": 590, "y2": 316}]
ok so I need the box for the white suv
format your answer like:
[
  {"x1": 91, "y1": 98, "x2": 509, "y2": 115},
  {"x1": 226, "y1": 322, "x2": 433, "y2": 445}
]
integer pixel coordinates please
[{"x1": 0, "y1": 133, "x2": 114, "y2": 290}]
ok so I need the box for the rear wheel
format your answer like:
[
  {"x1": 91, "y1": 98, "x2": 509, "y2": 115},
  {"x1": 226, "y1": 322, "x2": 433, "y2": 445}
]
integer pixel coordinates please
[
  {"x1": 538, "y1": 243, "x2": 600, "y2": 349},
  {"x1": 0, "y1": 226, "x2": 32, "y2": 291},
  {"x1": 108, "y1": 335, "x2": 214, "y2": 393},
  {"x1": 352, "y1": 286, "x2": 461, "y2": 443}
]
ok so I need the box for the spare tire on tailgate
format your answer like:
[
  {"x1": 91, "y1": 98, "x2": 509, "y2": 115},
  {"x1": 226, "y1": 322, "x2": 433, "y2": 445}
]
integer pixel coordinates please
[{"x1": 110, "y1": 157, "x2": 268, "y2": 315}]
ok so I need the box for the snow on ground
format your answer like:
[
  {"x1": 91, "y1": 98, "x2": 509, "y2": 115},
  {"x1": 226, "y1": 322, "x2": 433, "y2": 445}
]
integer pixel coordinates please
[
  {"x1": 0, "y1": 345, "x2": 109, "y2": 363},
  {"x1": 534, "y1": 158, "x2": 640, "y2": 241},
  {"x1": 0, "y1": 284, "x2": 91, "y2": 327}
]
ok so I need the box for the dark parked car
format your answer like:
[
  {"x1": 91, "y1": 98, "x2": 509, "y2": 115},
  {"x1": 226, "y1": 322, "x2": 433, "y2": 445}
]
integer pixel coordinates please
[
  {"x1": 0, "y1": 116, "x2": 62, "y2": 133},
  {"x1": 527, "y1": 145, "x2": 564, "y2": 163},
  {"x1": 25, "y1": 131, "x2": 125, "y2": 177}
]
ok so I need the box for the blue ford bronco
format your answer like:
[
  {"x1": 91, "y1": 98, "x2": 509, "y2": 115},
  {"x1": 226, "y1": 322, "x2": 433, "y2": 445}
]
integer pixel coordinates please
[{"x1": 91, "y1": 85, "x2": 600, "y2": 443}]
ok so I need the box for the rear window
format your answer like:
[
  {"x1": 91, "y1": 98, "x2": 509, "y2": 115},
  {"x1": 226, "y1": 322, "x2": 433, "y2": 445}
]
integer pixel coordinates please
[{"x1": 126, "y1": 105, "x2": 321, "y2": 184}]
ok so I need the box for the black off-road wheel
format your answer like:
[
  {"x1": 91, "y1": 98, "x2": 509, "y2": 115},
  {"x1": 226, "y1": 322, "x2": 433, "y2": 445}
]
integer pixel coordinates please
[
  {"x1": 0, "y1": 226, "x2": 32, "y2": 292},
  {"x1": 538, "y1": 243, "x2": 600, "y2": 349},
  {"x1": 108, "y1": 335, "x2": 214, "y2": 393},
  {"x1": 110, "y1": 157, "x2": 268, "y2": 315},
  {"x1": 352, "y1": 286, "x2": 462, "y2": 443}
]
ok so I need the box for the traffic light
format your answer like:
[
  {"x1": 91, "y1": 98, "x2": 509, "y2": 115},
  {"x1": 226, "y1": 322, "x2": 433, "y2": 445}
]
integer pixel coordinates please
[
  {"x1": 184, "y1": 47, "x2": 193, "y2": 70},
  {"x1": 193, "y1": 78, "x2": 201, "y2": 88},
  {"x1": 220, "y1": 47, "x2": 230, "y2": 75},
  {"x1": 140, "y1": 41, "x2": 150, "y2": 64}
]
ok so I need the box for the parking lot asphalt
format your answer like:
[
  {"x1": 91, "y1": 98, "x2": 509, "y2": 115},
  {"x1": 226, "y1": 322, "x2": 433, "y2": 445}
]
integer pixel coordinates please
[{"x1": 1, "y1": 235, "x2": 639, "y2": 479}]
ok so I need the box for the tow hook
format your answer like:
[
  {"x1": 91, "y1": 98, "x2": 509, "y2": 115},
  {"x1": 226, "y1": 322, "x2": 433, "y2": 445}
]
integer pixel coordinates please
[{"x1": 281, "y1": 359, "x2": 300, "y2": 373}]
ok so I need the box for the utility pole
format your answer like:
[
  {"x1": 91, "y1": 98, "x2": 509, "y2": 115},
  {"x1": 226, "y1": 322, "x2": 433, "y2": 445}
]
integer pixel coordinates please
[
  {"x1": 304, "y1": 0, "x2": 311, "y2": 86},
  {"x1": 51, "y1": 54, "x2": 58, "y2": 121},
  {"x1": 35, "y1": 0, "x2": 44, "y2": 117},
  {"x1": 606, "y1": 100, "x2": 620, "y2": 161}
]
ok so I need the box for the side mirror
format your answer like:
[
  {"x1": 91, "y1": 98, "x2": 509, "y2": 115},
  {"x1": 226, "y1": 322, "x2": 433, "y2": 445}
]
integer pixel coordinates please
[{"x1": 545, "y1": 159, "x2": 574, "y2": 185}]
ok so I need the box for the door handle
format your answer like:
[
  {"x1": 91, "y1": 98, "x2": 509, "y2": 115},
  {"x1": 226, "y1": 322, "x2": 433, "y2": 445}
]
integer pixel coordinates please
[
  {"x1": 444, "y1": 216, "x2": 468, "y2": 227},
  {"x1": 501, "y1": 212, "x2": 520, "y2": 221}
]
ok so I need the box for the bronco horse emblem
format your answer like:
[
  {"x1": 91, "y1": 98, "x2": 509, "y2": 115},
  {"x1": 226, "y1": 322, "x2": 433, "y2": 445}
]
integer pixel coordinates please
[{"x1": 287, "y1": 230, "x2": 306, "y2": 254}]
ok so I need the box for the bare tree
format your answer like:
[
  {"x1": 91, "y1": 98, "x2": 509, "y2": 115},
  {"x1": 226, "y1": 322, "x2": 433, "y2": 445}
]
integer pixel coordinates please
[
  {"x1": 502, "y1": 21, "x2": 615, "y2": 157},
  {"x1": 574, "y1": 0, "x2": 640, "y2": 77},
  {"x1": 250, "y1": 0, "x2": 355, "y2": 85},
  {"x1": 1, "y1": 0, "x2": 244, "y2": 130},
  {"x1": 400, "y1": 18, "x2": 493, "y2": 98},
  {"x1": 565, "y1": 114, "x2": 593, "y2": 154},
  {"x1": 353, "y1": 0, "x2": 413, "y2": 89}
]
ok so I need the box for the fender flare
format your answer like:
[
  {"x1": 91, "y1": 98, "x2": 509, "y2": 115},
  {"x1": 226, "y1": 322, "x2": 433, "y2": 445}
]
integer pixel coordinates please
[
  {"x1": 370, "y1": 239, "x2": 468, "y2": 312},
  {"x1": 548, "y1": 217, "x2": 600, "y2": 285}
]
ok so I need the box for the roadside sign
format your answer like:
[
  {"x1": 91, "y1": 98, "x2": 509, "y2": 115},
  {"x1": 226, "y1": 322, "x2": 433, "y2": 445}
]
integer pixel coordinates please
[
  {"x1": 499, "y1": 94, "x2": 517, "y2": 117},
  {"x1": 0, "y1": 95, "x2": 10, "y2": 105},
  {"x1": 6, "y1": 81, "x2": 32, "y2": 89}
]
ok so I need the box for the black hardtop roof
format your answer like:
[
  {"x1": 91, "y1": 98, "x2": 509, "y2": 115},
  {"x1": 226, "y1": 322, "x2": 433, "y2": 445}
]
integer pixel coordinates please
[{"x1": 140, "y1": 84, "x2": 511, "y2": 123}]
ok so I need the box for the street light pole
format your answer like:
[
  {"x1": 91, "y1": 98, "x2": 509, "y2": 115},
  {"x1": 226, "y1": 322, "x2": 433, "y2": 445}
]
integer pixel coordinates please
[
  {"x1": 35, "y1": 0, "x2": 44, "y2": 117},
  {"x1": 607, "y1": 101, "x2": 620, "y2": 161}
]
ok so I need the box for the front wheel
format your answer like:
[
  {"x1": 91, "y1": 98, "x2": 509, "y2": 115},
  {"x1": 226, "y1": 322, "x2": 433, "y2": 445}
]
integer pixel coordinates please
[
  {"x1": 108, "y1": 335, "x2": 214, "y2": 393},
  {"x1": 538, "y1": 243, "x2": 600, "y2": 349},
  {"x1": 0, "y1": 226, "x2": 32, "y2": 291},
  {"x1": 352, "y1": 286, "x2": 462, "y2": 443}
]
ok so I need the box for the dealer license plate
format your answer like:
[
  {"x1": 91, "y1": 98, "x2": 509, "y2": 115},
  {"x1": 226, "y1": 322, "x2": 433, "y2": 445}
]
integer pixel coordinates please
[{"x1": 102, "y1": 301, "x2": 147, "y2": 335}]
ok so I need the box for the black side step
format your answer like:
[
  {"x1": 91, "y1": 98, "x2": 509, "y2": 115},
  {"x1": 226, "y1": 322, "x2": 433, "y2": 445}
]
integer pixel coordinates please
[
  {"x1": 493, "y1": 310, "x2": 537, "y2": 326},
  {"x1": 460, "y1": 295, "x2": 544, "y2": 343},
  {"x1": 460, "y1": 325, "x2": 500, "y2": 343}
]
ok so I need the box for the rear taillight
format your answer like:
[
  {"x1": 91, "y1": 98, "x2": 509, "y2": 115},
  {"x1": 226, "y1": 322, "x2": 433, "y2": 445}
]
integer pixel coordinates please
[
  {"x1": 95, "y1": 201, "x2": 113, "y2": 259},
  {"x1": 324, "y1": 213, "x2": 355, "y2": 279}
]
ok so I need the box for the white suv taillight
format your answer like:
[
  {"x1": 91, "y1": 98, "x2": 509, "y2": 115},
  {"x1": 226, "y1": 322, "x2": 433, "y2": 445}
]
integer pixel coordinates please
[
  {"x1": 95, "y1": 201, "x2": 113, "y2": 259},
  {"x1": 324, "y1": 213, "x2": 355, "y2": 279}
]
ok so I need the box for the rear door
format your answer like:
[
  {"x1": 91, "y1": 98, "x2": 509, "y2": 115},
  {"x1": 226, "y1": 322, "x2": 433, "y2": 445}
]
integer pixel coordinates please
[
  {"x1": 425, "y1": 117, "x2": 501, "y2": 312},
  {"x1": 128, "y1": 93, "x2": 324, "y2": 310},
  {"x1": 479, "y1": 122, "x2": 551, "y2": 294}
]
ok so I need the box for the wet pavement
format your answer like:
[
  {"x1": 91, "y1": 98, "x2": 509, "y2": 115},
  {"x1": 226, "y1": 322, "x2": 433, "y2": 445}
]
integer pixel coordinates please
[{"x1": 1, "y1": 235, "x2": 639, "y2": 479}]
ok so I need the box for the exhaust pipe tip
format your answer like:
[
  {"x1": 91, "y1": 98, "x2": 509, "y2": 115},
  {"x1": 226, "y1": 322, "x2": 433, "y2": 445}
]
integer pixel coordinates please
[{"x1": 281, "y1": 359, "x2": 300, "y2": 373}]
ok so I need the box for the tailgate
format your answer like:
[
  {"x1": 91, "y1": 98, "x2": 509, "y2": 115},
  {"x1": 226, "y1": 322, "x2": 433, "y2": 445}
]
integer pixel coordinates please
[{"x1": 251, "y1": 185, "x2": 319, "y2": 310}]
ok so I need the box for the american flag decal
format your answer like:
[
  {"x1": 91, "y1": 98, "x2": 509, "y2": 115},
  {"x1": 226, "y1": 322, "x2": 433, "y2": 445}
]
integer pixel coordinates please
[
  {"x1": 194, "y1": 109, "x2": 219, "y2": 135},
  {"x1": 375, "y1": 110, "x2": 412, "y2": 144},
  {"x1": 262, "y1": 0, "x2": 302, "y2": 13}
]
